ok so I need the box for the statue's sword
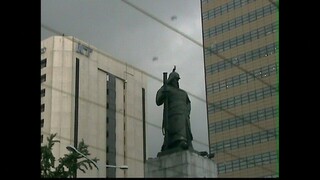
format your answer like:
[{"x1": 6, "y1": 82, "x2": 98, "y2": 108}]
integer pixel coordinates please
[{"x1": 162, "y1": 72, "x2": 169, "y2": 149}]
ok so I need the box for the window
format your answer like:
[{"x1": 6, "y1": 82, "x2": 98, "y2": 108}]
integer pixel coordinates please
[
  {"x1": 239, "y1": 73, "x2": 247, "y2": 83},
  {"x1": 251, "y1": 49, "x2": 260, "y2": 60},
  {"x1": 248, "y1": 91, "x2": 256, "y2": 102},
  {"x1": 233, "y1": 76, "x2": 240, "y2": 86},
  {"x1": 243, "y1": 115, "x2": 250, "y2": 124},
  {"x1": 267, "y1": 130, "x2": 275, "y2": 141},
  {"x1": 230, "y1": 138, "x2": 238, "y2": 149},
  {"x1": 41, "y1": 89, "x2": 45, "y2": 98},
  {"x1": 247, "y1": 156, "x2": 255, "y2": 168},
  {"x1": 41, "y1": 119, "x2": 44, "y2": 128},
  {"x1": 238, "y1": 136, "x2": 245, "y2": 147},
  {"x1": 235, "y1": 117, "x2": 243, "y2": 126},
  {"x1": 227, "y1": 98, "x2": 234, "y2": 108},
  {"x1": 41, "y1": 104, "x2": 45, "y2": 112},
  {"x1": 260, "y1": 132, "x2": 268, "y2": 143},
  {"x1": 262, "y1": 153, "x2": 270, "y2": 164},
  {"x1": 41, "y1": 58, "x2": 47, "y2": 69},
  {"x1": 255, "y1": 154, "x2": 263, "y2": 166},
  {"x1": 210, "y1": 146, "x2": 215, "y2": 153},
  {"x1": 239, "y1": 159, "x2": 247, "y2": 170},
  {"x1": 234, "y1": 96, "x2": 241, "y2": 105},
  {"x1": 241, "y1": 94, "x2": 249, "y2": 104},
  {"x1": 257, "y1": 109, "x2": 266, "y2": 120},
  {"x1": 265, "y1": 107, "x2": 273, "y2": 119},
  {"x1": 218, "y1": 164, "x2": 226, "y2": 174},
  {"x1": 229, "y1": 119, "x2": 237, "y2": 129},
  {"x1": 215, "y1": 123, "x2": 222, "y2": 133},
  {"x1": 226, "y1": 80, "x2": 233, "y2": 89},
  {"x1": 41, "y1": 74, "x2": 46, "y2": 83},
  {"x1": 252, "y1": 133, "x2": 260, "y2": 144},
  {"x1": 225, "y1": 163, "x2": 232, "y2": 173},
  {"x1": 245, "y1": 134, "x2": 252, "y2": 145},
  {"x1": 250, "y1": 112, "x2": 258, "y2": 123},
  {"x1": 256, "y1": 90, "x2": 264, "y2": 101},
  {"x1": 216, "y1": 142, "x2": 223, "y2": 151},
  {"x1": 270, "y1": 151, "x2": 277, "y2": 163},
  {"x1": 222, "y1": 120, "x2": 229, "y2": 129}
]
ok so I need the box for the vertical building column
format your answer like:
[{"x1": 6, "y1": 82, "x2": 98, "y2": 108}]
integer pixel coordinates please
[
  {"x1": 107, "y1": 74, "x2": 116, "y2": 177},
  {"x1": 73, "y1": 58, "x2": 80, "y2": 178}
]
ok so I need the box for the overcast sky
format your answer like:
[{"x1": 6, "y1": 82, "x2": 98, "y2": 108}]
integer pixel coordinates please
[{"x1": 41, "y1": 0, "x2": 208, "y2": 158}]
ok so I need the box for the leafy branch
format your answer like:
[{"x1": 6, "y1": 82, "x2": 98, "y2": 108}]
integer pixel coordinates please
[{"x1": 41, "y1": 133, "x2": 99, "y2": 178}]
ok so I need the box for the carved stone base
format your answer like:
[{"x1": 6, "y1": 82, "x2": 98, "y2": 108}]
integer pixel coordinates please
[{"x1": 145, "y1": 150, "x2": 218, "y2": 178}]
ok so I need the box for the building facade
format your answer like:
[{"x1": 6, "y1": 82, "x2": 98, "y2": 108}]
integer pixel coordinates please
[
  {"x1": 41, "y1": 36, "x2": 147, "y2": 177},
  {"x1": 201, "y1": 0, "x2": 278, "y2": 177}
]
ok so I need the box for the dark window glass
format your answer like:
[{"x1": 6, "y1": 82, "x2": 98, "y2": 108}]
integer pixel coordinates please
[
  {"x1": 41, "y1": 104, "x2": 45, "y2": 112},
  {"x1": 41, "y1": 58, "x2": 47, "y2": 69},
  {"x1": 41, "y1": 89, "x2": 45, "y2": 98},
  {"x1": 41, "y1": 74, "x2": 46, "y2": 83}
]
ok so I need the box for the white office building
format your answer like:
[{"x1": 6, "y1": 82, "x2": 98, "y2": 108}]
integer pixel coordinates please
[{"x1": 41, "y1": 36, "x2": 147, "y2": 177}]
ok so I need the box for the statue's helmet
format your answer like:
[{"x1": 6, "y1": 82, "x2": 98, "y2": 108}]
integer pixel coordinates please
[{"x1": 167, "y1": 71, "x2": 180, "y2": 84}]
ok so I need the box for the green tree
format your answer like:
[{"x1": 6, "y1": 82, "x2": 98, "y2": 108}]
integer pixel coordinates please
[{"x1": 41, "y1": 133, "x2": 99, "y2": 178}]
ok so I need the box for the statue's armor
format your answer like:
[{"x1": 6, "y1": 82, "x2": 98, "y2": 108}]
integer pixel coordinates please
[
  {"x1": 167, "y1": 87, "x2": 189, "y2": 117},
  {"x1": 156, "y1": 85, "x2": 193, "y2": 150}
]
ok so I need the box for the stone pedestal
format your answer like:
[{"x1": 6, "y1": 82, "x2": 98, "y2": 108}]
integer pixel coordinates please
[{"x1": 145, "y1": 150, "x2": 218, "y2": 178}]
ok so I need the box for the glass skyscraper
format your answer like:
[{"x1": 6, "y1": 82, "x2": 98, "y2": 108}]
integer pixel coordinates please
[{"x1": 201, "y1": 0, "x2": 278, "y2": 177}]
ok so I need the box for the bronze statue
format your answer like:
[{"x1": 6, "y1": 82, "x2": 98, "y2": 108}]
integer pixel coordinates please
[{"x1": 156, "y1": 66, "x2": 193, "y2": 156}]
